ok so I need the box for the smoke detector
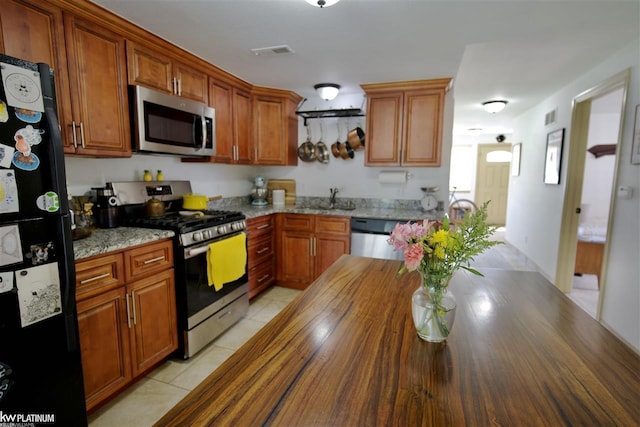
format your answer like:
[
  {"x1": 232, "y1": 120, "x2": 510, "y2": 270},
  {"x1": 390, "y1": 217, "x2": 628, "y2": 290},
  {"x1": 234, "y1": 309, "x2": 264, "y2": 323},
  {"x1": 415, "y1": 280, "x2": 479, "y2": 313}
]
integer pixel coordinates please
[{"x1": 250, "y1": 45, "x2": 295, "y2": 56}]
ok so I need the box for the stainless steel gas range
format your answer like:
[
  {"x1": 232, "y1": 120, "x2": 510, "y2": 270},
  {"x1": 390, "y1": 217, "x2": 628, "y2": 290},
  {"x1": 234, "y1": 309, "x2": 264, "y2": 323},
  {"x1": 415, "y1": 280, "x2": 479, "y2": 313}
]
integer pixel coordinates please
[{"x1": 110, "y1": 181, "x2": 248, "y2": 359}]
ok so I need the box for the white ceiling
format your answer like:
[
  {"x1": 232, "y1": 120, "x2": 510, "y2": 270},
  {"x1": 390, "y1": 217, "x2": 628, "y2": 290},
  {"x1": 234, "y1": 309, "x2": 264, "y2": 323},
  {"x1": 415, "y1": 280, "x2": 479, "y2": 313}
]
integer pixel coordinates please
[{"x1": 91, "y1": 0, "x2": 639, "y2": 136}]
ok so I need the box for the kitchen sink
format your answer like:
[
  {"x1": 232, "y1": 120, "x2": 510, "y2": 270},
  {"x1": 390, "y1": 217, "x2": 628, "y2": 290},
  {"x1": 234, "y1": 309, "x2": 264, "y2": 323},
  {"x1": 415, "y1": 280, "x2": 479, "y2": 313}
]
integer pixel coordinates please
[{"x1": 298, "y1": 200, "x2": 357, "y2": 211}]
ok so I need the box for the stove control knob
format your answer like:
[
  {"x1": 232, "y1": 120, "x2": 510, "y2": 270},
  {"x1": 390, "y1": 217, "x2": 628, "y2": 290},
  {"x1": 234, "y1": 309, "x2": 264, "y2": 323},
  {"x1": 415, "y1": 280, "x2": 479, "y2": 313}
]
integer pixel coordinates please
[
  {"x1": 231, "y1": 222, "x2": 240, "y2": 230},
  {"x1": 217, "y1": 225, "x2": 227, "y2": 234},
  {"x1": 192, "y1": 231, "x2": 203, "y2": 242},
  {"x1": 203, "y1": 230, "x2": 212, "y2": 239}
]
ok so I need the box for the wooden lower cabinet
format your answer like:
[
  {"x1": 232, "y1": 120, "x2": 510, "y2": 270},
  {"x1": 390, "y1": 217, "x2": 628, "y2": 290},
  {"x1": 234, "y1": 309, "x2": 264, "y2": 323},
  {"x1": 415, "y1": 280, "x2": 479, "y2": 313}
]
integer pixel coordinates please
[
  {"x1": 77, "y1": 287, "x2": 132, "y2": 411},
  {"x1": 247, "y1": 215, "x2": 276, "y2": 299},
  {"x1": 278, "y1": 214, "x2": 350, "y2": 290},
  {"x1": 76, "y1": 239, "x2": 176, "y2": 412},
  {"x1": 128, "y1": 269, "x2": 177, "y2": 376}
]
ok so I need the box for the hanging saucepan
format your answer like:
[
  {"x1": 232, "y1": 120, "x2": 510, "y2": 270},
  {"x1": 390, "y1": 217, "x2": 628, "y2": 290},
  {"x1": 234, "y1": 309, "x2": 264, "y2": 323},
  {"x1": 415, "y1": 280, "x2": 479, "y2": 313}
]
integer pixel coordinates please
[
  {"x1": 339, "y1": 141, "x2": 354, "y2": 159},
  {"x1": 315, "y1": 123, "x2": 329, "y2": 164},
  {"x1": 347, "y1": 126, "x2": 365, "y2": 151},
  {"x1": 339, "y1": 120, "x2": 354, "y2": 159},
  {"x1": 298, "y1": 124, "x2": 316, "y2": 162},
  {"x1": 330, "y1": 121, "x2": 342, "y2": 158},
  {"x1": 182, "y1": 193, "x2": 222, "y2": 210}
]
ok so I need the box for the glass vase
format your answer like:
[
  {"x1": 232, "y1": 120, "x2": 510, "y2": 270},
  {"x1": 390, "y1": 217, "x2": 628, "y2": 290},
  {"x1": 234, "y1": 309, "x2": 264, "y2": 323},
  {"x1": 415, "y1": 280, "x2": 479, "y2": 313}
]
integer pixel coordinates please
[{"x1": 412, "y1": 278, "x2": 457, "y2": 342}]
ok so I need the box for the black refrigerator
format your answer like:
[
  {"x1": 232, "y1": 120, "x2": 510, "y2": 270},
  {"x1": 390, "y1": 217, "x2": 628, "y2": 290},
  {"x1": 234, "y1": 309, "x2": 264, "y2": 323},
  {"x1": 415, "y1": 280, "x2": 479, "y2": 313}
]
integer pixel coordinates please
[{"x1": 0, "y1": 54, "x2": 87, "y2": 425}]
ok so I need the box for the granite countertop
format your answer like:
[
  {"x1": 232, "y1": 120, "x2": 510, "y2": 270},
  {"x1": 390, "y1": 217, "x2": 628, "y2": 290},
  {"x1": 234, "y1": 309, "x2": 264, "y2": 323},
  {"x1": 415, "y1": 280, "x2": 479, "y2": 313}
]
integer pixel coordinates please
[
  {"x1": 72, "y1": 199, "x2": 437, "y2": 261},
  {"x1": 73, "y1": 227, "x2": 175, "y2": 260},
  {"x1": 241, "y1": 205, "x2": 435, "y2": 221}
]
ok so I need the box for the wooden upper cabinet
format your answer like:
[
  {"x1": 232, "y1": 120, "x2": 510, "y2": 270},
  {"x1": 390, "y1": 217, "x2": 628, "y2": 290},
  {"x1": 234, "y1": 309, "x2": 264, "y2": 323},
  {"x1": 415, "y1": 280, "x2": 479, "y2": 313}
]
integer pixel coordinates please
[
  {"x1": 127, "y1": 41, "x2": 207, "y2": 103},
  {"x1": 173, "y1": 62, "x2": 207, "y2": 103},
  {"x1": 126, "y1": 41, "x2": 173, "y2": 93},
  {"x1": 208, "y1": 77, "x2": 252, "y2": 164},
  {"x1": 0, "y1": 0, "x2": 73, "y2": 149},
  {"x1": 234, "y1": 88, "x2": 253, "y2": 163},
  {"x1": 361, "y1": 78, "x2": 451, "y2": 167},
  {"x1": 254, "y1": 95, "x2": 285, "y2": 164},
  {"x1": 252, "y1": 88, "x2": 301, "y2": 166},
  {"x1": 364, "y1": 92, "x2": 403, "y2": 165},
  {"x1": 64, "y1": 13, "x2": 131, "y2": 156}
]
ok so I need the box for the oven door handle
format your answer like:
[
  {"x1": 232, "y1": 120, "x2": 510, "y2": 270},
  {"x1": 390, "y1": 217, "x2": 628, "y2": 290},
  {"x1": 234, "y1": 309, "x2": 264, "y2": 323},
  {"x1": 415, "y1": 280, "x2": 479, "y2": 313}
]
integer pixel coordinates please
[{"x1": 185, "y1": 244, "x2": 210, "y2": 258}]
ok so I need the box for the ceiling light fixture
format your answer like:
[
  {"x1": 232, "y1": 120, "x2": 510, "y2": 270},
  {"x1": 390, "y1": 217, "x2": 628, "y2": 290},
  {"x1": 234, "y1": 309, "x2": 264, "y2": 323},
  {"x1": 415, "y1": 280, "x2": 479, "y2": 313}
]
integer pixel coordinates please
[
  {"x1": 305, "y1": 0, "x2": 340, "y2": 8},
  {"x1": 314, "y1": 83, "x2": 341, "y2": 100},
  {"x1": 482, "y1": 100, "x2": 508, "y2": 114}
]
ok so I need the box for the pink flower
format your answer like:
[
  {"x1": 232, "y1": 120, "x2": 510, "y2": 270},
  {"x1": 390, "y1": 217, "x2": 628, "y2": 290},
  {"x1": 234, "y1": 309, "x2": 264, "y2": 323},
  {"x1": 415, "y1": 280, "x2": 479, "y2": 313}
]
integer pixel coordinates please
[
  {"x1": 388, "y1": 222, "x2": 411, "y2": 251},
  {"x1": 404, "y1": 243, "x2": 424, "y2": 271}
]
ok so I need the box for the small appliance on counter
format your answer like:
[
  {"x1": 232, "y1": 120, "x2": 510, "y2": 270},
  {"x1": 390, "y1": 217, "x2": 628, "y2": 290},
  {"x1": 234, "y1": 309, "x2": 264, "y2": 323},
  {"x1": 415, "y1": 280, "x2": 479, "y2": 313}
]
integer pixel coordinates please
[
  {"x1": 93, "y1": 183, "x2": 119, "y2": 228},
  {"x1": 250, "y1": 176, "x2": 268, "y2": 206}
]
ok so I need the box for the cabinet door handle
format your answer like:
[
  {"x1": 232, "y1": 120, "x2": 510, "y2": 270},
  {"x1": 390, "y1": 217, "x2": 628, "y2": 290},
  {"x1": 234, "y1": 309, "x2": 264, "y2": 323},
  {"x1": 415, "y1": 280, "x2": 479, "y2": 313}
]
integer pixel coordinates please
[
  {"x1": 256, "y1": 224, "x2": 270, "y2": 230},
  {"x1": 257, "y1": 274, "x2": 270, "y2": 283},
  {"x1": 125, "y1": 293, "x2": 132, "y2": 329},
  {"x1": 177, "y1": 78, "x2": 182, "y2": 96},
  {"x1": 256, "y1": 247, "x2": 270, "y2": 254},
  {"x1": 143, "y1": 256, "x2": 165, "y2": 265},
  {"x1": 70, "y1": 121, "x2": 78, "y2": 148},
  {"x1": 173, "y1": 77, "x2": 177, "y2": 94},
  {"x1": 79, "y1": 122, "x2": 86, "y2": 149},
  {"x1": 131, "y1": 291, "x2": 137, "y2": 326},
  {"x1": 79, "y1": 273, "x2": 110, "y2": 284}
]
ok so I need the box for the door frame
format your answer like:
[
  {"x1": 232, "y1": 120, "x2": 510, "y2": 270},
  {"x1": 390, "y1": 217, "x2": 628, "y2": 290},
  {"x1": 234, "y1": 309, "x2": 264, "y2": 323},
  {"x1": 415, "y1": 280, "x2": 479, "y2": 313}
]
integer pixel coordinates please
[{"x1": 555, "y1": 69, "x2": 630, "y2": 319}]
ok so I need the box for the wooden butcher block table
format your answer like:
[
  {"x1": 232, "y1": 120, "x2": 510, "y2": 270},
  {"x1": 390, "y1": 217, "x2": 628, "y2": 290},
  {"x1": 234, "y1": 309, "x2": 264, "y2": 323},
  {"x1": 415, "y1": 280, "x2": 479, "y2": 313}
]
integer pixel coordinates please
[{"x1": 156, "y1": 256, "x2": 640, "y2": 426}]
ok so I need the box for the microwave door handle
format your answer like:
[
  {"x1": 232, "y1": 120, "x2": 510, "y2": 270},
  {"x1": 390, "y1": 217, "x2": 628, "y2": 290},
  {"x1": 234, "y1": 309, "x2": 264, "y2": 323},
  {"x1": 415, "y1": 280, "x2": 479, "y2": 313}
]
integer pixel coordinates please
[
  {"x1": 201, "y1": 115, "x2": 207, "y2": 149},
  {"x1": 192, "y1": 116, "x2": 204, "y2": 149}
]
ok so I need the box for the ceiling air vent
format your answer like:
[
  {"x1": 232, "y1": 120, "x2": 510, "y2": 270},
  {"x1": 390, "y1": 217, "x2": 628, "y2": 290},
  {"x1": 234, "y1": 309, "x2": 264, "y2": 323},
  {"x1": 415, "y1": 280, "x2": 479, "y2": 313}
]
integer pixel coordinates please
[
  {"x1": 545, "y1": 108, "x2": 557, "y2": 126},
  {"x1": 250, "y1": 45, "x2": 295, "y2": 56}
]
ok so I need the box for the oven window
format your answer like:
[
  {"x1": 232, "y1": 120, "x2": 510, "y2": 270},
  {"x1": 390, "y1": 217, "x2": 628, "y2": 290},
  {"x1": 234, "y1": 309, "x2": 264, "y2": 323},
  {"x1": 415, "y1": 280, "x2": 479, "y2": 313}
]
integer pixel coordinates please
[{"x1": 183, "y1": 249, "x2": 248, "y2": 318}]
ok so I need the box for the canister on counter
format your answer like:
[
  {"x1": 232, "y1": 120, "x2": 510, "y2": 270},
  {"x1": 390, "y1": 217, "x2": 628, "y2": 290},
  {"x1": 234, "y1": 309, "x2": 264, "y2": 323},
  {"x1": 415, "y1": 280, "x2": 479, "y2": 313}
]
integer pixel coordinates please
[{"x1": 272, "y1": 189, "x2": 285, "y2": 208}]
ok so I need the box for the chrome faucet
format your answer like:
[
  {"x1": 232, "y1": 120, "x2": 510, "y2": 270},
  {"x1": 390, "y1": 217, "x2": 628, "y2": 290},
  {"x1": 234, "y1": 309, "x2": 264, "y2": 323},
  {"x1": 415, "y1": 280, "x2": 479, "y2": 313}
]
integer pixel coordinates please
[{"x1": 329, "y1": 187, "x2": 339, "y2": 208}]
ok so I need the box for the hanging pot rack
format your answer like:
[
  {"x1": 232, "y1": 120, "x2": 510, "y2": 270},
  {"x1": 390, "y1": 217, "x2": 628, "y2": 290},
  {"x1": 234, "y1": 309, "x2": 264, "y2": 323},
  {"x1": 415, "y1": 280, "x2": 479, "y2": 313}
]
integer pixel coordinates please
[{"x1": 295, "y1": 96, "x2": 366, "y2": 126}]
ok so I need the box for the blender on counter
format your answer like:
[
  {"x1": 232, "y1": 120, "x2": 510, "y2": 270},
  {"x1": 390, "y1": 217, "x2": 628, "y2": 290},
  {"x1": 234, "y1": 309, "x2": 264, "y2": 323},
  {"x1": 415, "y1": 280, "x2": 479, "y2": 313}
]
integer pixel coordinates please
[{"x1": 251, "y1": 176, "x2": 268, "y2": 206}]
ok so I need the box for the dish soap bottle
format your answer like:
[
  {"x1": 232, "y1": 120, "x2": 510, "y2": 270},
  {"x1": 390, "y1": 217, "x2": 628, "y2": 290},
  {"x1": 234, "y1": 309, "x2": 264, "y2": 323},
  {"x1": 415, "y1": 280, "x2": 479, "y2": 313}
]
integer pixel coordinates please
[
  {"x1": 156, "y1": 170, "x2": 164, "y2": 181},
  {"x1": 143, "y1": 170, "x2": 152, "y2": 182}
]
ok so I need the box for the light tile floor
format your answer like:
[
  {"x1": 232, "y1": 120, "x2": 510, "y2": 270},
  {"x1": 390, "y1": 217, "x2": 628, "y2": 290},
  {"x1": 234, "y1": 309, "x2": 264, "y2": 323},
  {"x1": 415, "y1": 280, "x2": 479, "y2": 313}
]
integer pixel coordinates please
[{"x1": 87, "y1": 286, "x2": 302, "y2": 427}]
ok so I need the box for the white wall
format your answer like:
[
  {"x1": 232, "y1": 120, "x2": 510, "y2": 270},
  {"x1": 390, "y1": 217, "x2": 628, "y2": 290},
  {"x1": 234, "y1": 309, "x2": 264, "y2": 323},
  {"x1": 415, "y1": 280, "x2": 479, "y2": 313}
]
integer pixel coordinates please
[
  {"x1": 65, "y1": 89, "x2": 456, "y2": 206},
  {"x1": 506, "y1": 40, "x2": 640, "y2": 352},
  {"x1": 260, "y1": 89, "x2": 455, "y2": 204}
]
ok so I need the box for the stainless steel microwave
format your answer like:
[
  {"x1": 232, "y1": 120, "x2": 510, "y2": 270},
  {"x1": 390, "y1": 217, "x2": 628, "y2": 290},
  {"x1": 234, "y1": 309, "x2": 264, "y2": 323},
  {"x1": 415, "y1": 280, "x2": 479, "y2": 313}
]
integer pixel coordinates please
[{"x1": 130, "y1": 85, "x2": 215, "y2": 157}]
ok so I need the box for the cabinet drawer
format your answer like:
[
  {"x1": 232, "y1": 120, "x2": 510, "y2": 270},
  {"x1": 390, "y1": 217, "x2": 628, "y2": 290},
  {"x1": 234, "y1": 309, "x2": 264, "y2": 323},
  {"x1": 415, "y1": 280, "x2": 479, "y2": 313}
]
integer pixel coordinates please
[
  {"x1": 247, "y1": 215, "x2": 274, "y2": 238},
  {"x1": 124, "y1": 240, "x2": 174, "y2": 283},
  {"x1": 248, "y1": 233, "x2": 274, "y2": 268},
  {"x1": 315, "y1": 215, "x2": 350, "y2": 235},
  {"x1": 248, "y1": 258, "x2": 275, "y2": 299},
  {"x1": 281, "y1": 213, "x2": 314, "y2": 232},
  {"x1": 76, "y1": 253, "x2": 125, "y2": 300}
]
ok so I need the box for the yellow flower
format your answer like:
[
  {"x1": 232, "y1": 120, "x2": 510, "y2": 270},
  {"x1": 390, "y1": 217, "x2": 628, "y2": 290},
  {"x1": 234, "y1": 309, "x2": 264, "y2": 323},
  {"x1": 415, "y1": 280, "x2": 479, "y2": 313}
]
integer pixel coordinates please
[
  {"x1": 433, "y1": 245, "x2": 445, "y2": 259},
  {"x1": 429, "y1": 229, "x2": 450, "y2": 247}
]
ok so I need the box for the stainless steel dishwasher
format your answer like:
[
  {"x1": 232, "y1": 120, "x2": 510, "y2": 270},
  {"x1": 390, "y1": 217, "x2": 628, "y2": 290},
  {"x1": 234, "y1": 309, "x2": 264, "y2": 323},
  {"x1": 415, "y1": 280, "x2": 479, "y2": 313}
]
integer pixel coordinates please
[{"x1": 350, "y1": 217, "x2": 408, "y2": 260}]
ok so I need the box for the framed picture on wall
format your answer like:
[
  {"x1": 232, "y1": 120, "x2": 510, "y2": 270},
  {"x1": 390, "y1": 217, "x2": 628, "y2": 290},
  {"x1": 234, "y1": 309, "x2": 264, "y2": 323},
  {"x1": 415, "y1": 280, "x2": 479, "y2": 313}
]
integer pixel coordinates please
[
  {"x1": 512, "y1": 143, "x2": 522, "y2": 176},
  {"x1": 544, "y1": 128, "x2": 564, "y2": 184},
  {"x1": 632, "y1": 104, "x2": 640, "y2": 164}
]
